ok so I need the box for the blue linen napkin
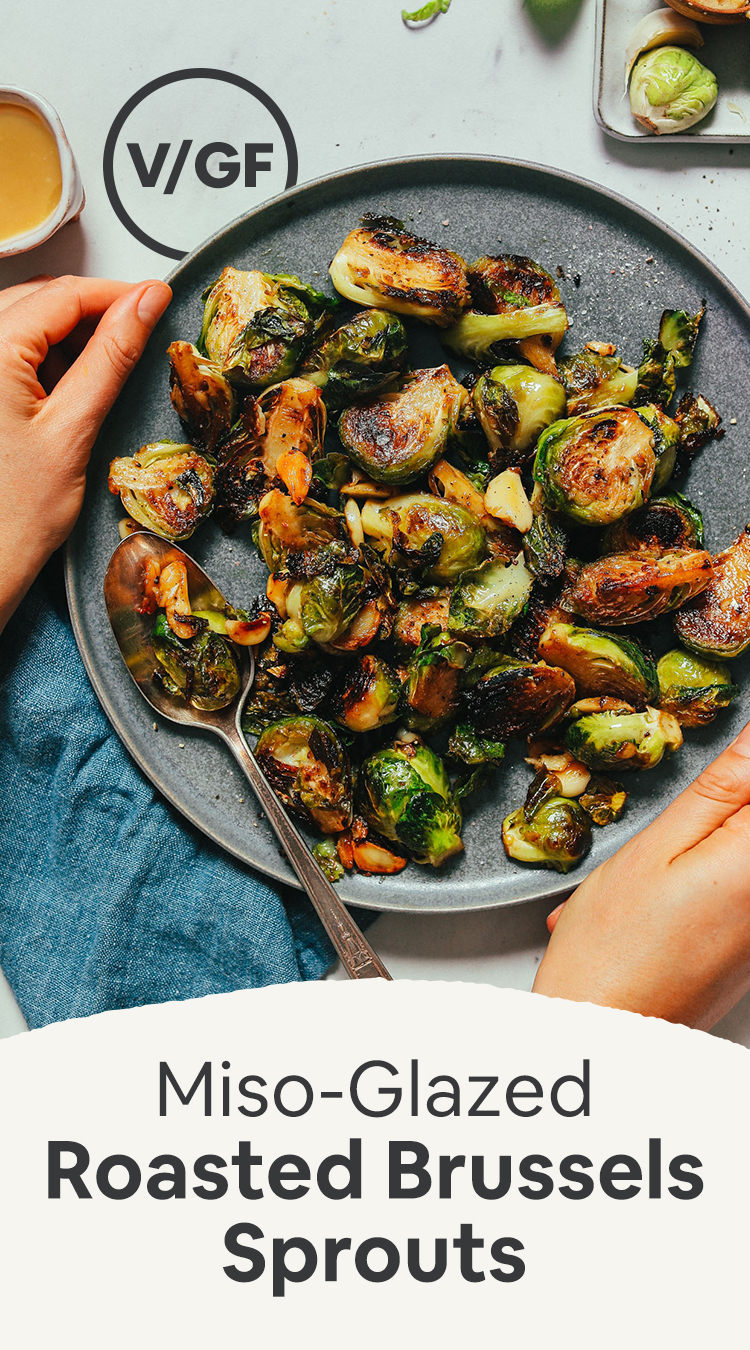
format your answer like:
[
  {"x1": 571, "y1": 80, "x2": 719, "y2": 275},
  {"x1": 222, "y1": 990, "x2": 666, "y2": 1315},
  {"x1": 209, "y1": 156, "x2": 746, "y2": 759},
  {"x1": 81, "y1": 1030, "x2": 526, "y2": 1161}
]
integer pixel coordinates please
[{"x1": 0, "y1": 558, "x2": 362, "y2": 1030}]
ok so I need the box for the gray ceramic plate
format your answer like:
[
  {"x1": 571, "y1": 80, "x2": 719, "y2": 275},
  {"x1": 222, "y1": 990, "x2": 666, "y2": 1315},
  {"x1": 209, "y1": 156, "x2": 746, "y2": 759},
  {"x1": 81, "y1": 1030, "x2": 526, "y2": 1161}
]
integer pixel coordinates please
[{"x1": 66, "y1": 154, "x2": 750, "y2": 912}]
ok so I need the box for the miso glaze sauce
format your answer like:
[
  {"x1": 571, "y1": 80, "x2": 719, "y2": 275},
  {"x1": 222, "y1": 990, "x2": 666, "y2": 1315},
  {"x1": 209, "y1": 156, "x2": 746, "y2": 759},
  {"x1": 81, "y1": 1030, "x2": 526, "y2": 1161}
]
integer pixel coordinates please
[{"x1": 0, "y1": 103, "x2": 62, "y2": 242}]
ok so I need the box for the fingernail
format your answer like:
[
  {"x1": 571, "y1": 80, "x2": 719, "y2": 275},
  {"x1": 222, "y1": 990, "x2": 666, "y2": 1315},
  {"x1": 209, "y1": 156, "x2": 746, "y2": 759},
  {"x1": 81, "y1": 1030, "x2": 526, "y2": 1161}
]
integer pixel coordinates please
[
  {"x1": 731, "y1": 722, "x2": 750, "y2": 758},
  {"x1": 136, "y1": 282, "x2": 171, "y2": 330}
]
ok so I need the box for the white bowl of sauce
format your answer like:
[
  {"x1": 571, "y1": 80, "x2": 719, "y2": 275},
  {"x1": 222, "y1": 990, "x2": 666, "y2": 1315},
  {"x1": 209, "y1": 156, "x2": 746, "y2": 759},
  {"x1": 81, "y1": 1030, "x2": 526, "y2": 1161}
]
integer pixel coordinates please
[{"x1": 0, "y1": 87, "x2": 84, "y2": 258}]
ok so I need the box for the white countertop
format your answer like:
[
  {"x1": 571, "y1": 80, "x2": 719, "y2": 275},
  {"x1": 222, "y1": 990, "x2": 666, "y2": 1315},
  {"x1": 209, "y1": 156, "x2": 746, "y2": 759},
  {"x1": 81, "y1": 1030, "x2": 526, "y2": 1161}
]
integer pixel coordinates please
[{"x1": 2, "y1": 0, "x2": 749, "y2": 1044}]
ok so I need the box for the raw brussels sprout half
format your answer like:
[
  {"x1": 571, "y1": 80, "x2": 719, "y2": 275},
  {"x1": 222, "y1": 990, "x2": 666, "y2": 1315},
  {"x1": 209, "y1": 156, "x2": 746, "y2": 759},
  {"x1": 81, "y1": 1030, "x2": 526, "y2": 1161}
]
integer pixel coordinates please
[
  {"x1": 361, "y1": 492, "x2": 487, "y2": 583},
  {"x1": 448, "y1": 554, "x2": 534, "y2": 642},
  {"x1": 502, "y1": 798, "x2": 592, "y2": 874},
  {"x1": 401, "y1": 625, "x2": 471, "y2": 733},
  {"x1": 674, "y1": 524, "x2": 750, "y2": 659},
  {"x1": 329, "y1": 215, "x2": 471, "y2": 327},
  {"x1": 152, "y1": 612, "x2": 241, "y2": 711},
  {"x1": 358, "y1": 740, "x2": 463, "y2": 866},
  {"x1": 167, "y1": 341, "x2": 236, "y2": 453},
  {"x1": 562, "y1": 547, "x2": 713, "y2": 626},
  {"x1": 630, "y1": 48, "x2": 718, "y2": 137},
  {"x1": 300, "y1": 309, "x2": 408, "y2": 408},
  {"x1": 462, "y1": 656, "x2": 576, "y2": 740},
  {"x1": 539, "y1": 622, "x2": 659, "y2": 708},
  {"x1": 533, "y1": 407, "x2": 656, "y2": 527},
  {"x1": 602, "y1": 492, "x2": 703, "y2": 555},
  {"x1": 559, "y1": 348, "x2": 638, "y2": 416},
  {"x1": 472, "y1": 364, "x2": 567, "y2": 468},
  {"x1": 199, "y1": 267, "x2": 336, "y2": 388},
  {"x1": 338, "y1": 365, "x2": 467, "y2": 486},
  {"x1": 330, "y1": 655, "x2": 401, "y2": 733},
  {"x1": 254, "y1": 715, "x2": 353, "y2": 834},
  {"x1": 108, "y1": 441, "x2": 215, "y2": 541},
  {"x1": 657, "y1": 648, "x2": 739, "y2": 726},
  {"x1": 564, "y1": 705, "x2": 683, "y2": 771}
]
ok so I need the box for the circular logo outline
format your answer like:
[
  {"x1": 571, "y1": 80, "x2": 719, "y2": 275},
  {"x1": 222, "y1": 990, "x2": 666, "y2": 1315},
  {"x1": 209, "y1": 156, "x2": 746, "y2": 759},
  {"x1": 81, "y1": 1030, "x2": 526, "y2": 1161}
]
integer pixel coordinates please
[{"x1": 103, "y1": 68, "x2": 298, "y2": 261}]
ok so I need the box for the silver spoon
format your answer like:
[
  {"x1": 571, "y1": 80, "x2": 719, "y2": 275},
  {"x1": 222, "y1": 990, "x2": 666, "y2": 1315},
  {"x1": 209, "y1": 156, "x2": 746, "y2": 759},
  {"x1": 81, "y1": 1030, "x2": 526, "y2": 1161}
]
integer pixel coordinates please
[{"x1": 103, "y1": 530, "x2": 391, "y2": 981}]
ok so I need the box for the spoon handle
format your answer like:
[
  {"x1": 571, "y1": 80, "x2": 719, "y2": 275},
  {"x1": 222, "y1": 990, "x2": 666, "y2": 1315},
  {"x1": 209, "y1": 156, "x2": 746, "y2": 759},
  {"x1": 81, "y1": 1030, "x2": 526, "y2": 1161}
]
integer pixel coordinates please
[{"x1": 222, "y1": 722, "x2": 391, "y2": 981}]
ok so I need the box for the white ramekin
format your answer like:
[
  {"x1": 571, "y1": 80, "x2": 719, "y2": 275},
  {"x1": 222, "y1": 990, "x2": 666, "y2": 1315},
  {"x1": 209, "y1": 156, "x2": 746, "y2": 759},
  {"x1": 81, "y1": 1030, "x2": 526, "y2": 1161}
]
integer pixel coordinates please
[{"x1": 0, "y1": 86, "x2": 85, "y2": 259}]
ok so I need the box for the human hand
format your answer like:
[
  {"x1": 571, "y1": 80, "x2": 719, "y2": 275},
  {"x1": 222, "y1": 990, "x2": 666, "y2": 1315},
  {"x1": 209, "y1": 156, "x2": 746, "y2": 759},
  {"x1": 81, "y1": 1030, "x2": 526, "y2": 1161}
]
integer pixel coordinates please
[
  {"x1": 0, "y1": 273, "x2": 171, "y2": 633},
  {"x1": 533, "y1": 722, "x2": 750, "y2": 1030}
]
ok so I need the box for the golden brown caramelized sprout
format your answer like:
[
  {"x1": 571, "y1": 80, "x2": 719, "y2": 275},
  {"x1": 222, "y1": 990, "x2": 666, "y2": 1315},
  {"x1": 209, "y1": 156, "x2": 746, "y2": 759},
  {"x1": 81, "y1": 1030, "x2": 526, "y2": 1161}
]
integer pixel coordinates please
[
  {"x1": 338, "y1": 365, "x2": 467, "y2": 486},
  {"x1": 561, "y1": 548, "x2": 713, "y2": 626},
  {"x1": 674, "y1": 523, "x2": 750, "y2": 658},
  {"x1": 108, "y1": 442, "x2": 215, "y2": 541},
  {"x1": 167, "y1": 341, "x2": 236, "y2": 453},
  {"x1": 329, "y1": 215, "x2": 471, "y2": 327},
  {"x1": 533, "y1": 407, "x2": 657, "y2": 528}
]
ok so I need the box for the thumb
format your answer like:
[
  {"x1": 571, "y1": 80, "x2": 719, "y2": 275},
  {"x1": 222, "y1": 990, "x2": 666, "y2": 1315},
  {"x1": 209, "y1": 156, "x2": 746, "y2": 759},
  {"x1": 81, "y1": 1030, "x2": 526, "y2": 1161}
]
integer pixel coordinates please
[
  {"x1": 40, "y1": 280, "x2": 172, "y2": 452},
  {"x1": 651, "y1": 720, "x2": 750, "y2": 860}
]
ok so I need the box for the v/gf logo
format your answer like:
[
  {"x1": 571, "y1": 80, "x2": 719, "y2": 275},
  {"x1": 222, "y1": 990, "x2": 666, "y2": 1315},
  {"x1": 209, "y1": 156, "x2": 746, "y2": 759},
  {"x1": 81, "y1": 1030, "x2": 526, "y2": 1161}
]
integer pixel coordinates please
[{"x1": 103, "y1": 69, "x2": 298, "y2": 262}]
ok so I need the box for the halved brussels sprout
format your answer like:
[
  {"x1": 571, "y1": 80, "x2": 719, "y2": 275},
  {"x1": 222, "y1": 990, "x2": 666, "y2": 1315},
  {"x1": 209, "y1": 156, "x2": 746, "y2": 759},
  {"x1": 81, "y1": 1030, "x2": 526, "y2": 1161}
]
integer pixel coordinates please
[
  {"x1": 108, "y1": 442, "x2": 215, "y2": 541},
  {"x1": 448, "y1": 554, "x2": 534, "y2": 642},
  {"x1": 602, "y1": 491, "x2": 703, "y2": 555},
  {"x1": 257, "y1": 489, "x2": 348, "y2": 573},
  {"x1": 630, "y1": 48, "x2": 717, "y2": 136},
  {"x1": 299, "y1": 308, "x2": 408, "y2": 407},
  {"x1": 657, "y1": 648, "x2": 740, "y2": 726},
  {"x1": 559, "y1": 348, "x2": 638, "y2": 416},
  {"x1": 448, "y1": 723, "x2": 506, "y2": 767},
  {"x1": 502, "y1": 797, "x2": 592, "y2": 874},
  {"x1": 338, "y1": 365, "x2": 467, "y2": 486},
  {"x1": 446, "y1": 255, "x2": 569, "y2": 372},
  {"x1": 358, "y1": 739, "x2": 463, "y2": 866},
  {"x1": 562, "y1": 547, "x2": 713, "y2": 626},
  {"x1": 462, "y1": 656, "x2": 576, "y2": 740},
  {"x1": 635, "y1": 308, "x2": 704, "y2": 407},
  {"x1": 167, "y1": 341, "x2": 236, "y2": 453},
  {"x1": 523, "y1": 506, "x2": 568, "y2": 582},
  {"x1": 274, "y1": 564, "x2": 373, "y2": 653},
  {"x1": 361, "y1": 492, "x2": 487, "y2": 583},
  {"x1": 329, "y1": 215, "x2": 471, "y2": 326},
  {"x1": 392, "y1": 590, "x2": 451, "y2": 651},
  {"x1": 674, "y1": 523, "x2": 750, "y2": 658},
  {"x1": 199, "y1": 267, "x2": 335, "y2": 388},
  {"x1": 579, "y1": 775, "x2": 628, "y2": 826},
  {"x1": 401, "y1": 625, "x2": 471, "y2": 732},
  {"x1": 472, "y1": 364, "x2": 567, "y2": 469},
  {"x1": 634, "y1": 403, "x2": 680, "y2": 492},
  {"x1": 539, "y1": 622, "x2": 659, "y2": 707},
  {"x1": 508, "y1": 592, "x2": 576, "y2": 663},
  {"x1": 673, "y1": 391, "x2": 723, "y2": 474},
  {"x1": 533, "y1": 407, "x2": 656, "y2": 527},
  {"x1": 152, "y1": 612, "x2": 241, "y2": 711},
  {"x1": 564, "y1": 704, "x2": 683, "y2": 770},
  {"x1": 255, "y1": 716, "x2": 353, "y2": 833},
  {"x1": 330, "y1": 654, "x2": 401, "y2": 733}
]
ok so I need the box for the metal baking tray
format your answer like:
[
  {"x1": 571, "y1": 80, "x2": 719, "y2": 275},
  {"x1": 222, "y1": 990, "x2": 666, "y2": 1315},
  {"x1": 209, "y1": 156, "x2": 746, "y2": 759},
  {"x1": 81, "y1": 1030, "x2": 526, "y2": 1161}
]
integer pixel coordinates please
[{"x1": 595, "y1": 0, "x2": 750, "y2": 142}]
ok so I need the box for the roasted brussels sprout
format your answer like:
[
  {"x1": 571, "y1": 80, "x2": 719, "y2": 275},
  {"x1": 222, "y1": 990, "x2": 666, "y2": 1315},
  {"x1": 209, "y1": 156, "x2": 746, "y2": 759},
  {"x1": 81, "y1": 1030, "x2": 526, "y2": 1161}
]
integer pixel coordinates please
[
  {"x1": 502, "y1": 797, "x2": 592, "y2": 873},
  {"x1": 108, "y1": 442, "x2": 215, "y2": 541},
  {"x1": 602, "y1": 492, "x2": 703, "y2": 555},
  {"x1": 562, "y1": 547, "x2": 713, "y2": 626},
  {"x1": 657, "y1": 648, "x2": 739, "y2": 726},
  {"x1": 199, "y1": 267, "x2": 335, "y2": 388},
  {"x1": 630, "y1": 48, "x2": 718, "y2": 136},
  {"x1": 472, "y1": 364, "x2": 567, "y2": 468},
  {"x1": 674, "y1": 523, "x2": 750, "y2": 659},
  {"x1": 539, "y1": 623, "x2": 659, "y2": 707},
  {"x1": 274, "y1": 564, "x2": 373, "y2": 653},
  {"x1": 312, "y1": 837, "x2": 345, "y2": 883},
  {"x1": 392, "y1": 590, "x2": 451, "y2": 650},
  {"x1": 361, "y1": 492, "x2": 487, "y2": 583},
  {"x1": 635, "y1": 308, "x2": 704, "y2": 407},
  {"x1": 254, "y1": 715, "x2": 353, "y2": 833},
  {"x1": 167, "y1": 341, "x2": 236, "y2": 453},
  {"x1": 533, "y1": 407, "x2": 656, "y2": 527},
  {"x1": 448, "y1": 554, "x2": 534, "y2": 641},
  {"x1": 462, "y1": 656, "x2": 576, "y2": 740},
  {"x1": 507, "y1": 591, "x2": 575, "y2": 663},
  {"x1": 338, "y1": 365, "x2": 467, "y2": 486},
  {"x1": 559, "y1": 347, "x2": 638, "y2": 415},
  {"x1": 152, "y1": 612, "x2": 241, "y2": 711},
  {"x1": 329, "y1": 216, "x2": 471, "y2": 327},
  {"x1": 447, "y1": 723, "x2": 506, "y2": 767},
  {"x1": 673, "y1": 391, "x2": 723, "y2": 475},
  {"x1": 446, "y1": 255, "x2": 569, "y2": 373},
  {"x1": 257, "y1": 489, "x2": 348, "y2": 573},
  {"x1": 401, "y1": 625, "x2": 471, "y2": 732},
  {"x1": 299, "y1": 308, "x2": 408, "y2": 407},
  {"x1": 579, "y1": 776, "x2": 628, "y2": 826},
  {"x1": 634, "y1": 403, "x2": 680, "y2": 491},
  {"x1": 523, "y1": 506, "x2": 568, "y2": 581},
  {"x1": 358, "y1": 739, "x2": 463, "y2": 867},
  {"x1": 256, "y1": 378, "x2": 327, "y2": 504},
  {"x1": 330, "y1": 654, "x2": 400, "y2": 732},
  {"x1": 564, "y1": 704, "x2": 683, "y2": 771}
]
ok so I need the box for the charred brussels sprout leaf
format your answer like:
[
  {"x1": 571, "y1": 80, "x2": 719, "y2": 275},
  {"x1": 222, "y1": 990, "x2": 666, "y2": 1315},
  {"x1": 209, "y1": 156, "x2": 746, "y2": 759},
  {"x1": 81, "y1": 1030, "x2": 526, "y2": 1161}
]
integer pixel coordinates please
[
  {"x1": 673, "y1": 392, "x2": 723, "y2": 475},
  {"x1": 473, "y1": 364, "x2": 566, "y2": 469},
  {"x1": 358, "y1": 741, "x2": 463, "y2": 867},
  {"x1": 108, "y1": 442, "x2": 215, "y2": 541},
  {"x1": 559, "y1": 349, "x2": 638, "y2": 416},
  {"x1": 502, "y1": 798, "x2": 592, "y2": 873},
  {"x1": 523, "y1": 507, "x2": 568, "y2": 581},
  {"x1": 448, "y1": 554, "x2": 534, "y2": 642},
  {"x1": 199, "y1": 267, "x2": 336, "y2": 388},
  {"x1": 338, "y1": 365, "x2": 467, "y2": 486},
  {"x1": 448, "y1": 723, "x2": 506, "y2": 767},
  {"x1": 564, "y1": 704, "x2": 683, "y2": 771},
  {"x1": 299, "y1": 309, "x2": 408, "y2": 408},
  {"x1": 602, "y1": 492, "x2": 703, "y2": 554},
  {"x1": 152, "y1": 612, "x2": 240, "y2": 711},
  {"x1": 579, "y1": 776, "x2": 628, "y2": 826},
  {"x1": 401, "y1": 625, "x2": 471, "y2": 732},
  {"x1": 674, "y1": 524, "x2": 750, "y2": 659},
  {"x1": 330, "y1": 654, "x2": 400, "y2": 733},
  {"x1": 446, "y1": 255, "x2": 568, "y2": 373},
  {"x1": 657, "y1": 648, "x2": 739, "y2": 726},
  {"x1": 361, "y1": 492, "x2": 487, "y2": 583},
  {"x1": 533, "y1": 407, "x2": 656, "y2": 527},
  {"x1": 167, "y1": 341, "x2": 236, "y2": 453},
  {"x1": 562, "y1": 547, "x2": 713, "y2": 626},
  {"x1": 634, "y1": 307, "x2": 704, "y2": 406},
  {"x1": 329, "y1": 215, "x2": 471, "y2": 327},
  {"x1": 254, "y1": 716, "x2": 353, "y2": 833},
  {"x1": 462, "y1": 656, "x2": 575, "y2": 740},
  {"x1": 539, "y1": 622, "x2": 659, "y2": 707}
]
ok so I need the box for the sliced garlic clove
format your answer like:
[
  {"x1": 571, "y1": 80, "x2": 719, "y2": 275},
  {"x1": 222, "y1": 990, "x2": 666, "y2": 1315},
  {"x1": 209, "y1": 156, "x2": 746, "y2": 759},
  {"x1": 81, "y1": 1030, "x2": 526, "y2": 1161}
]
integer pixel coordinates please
[{"x1": 484, "y1": 469, "x2": 534, "y2": 534}]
